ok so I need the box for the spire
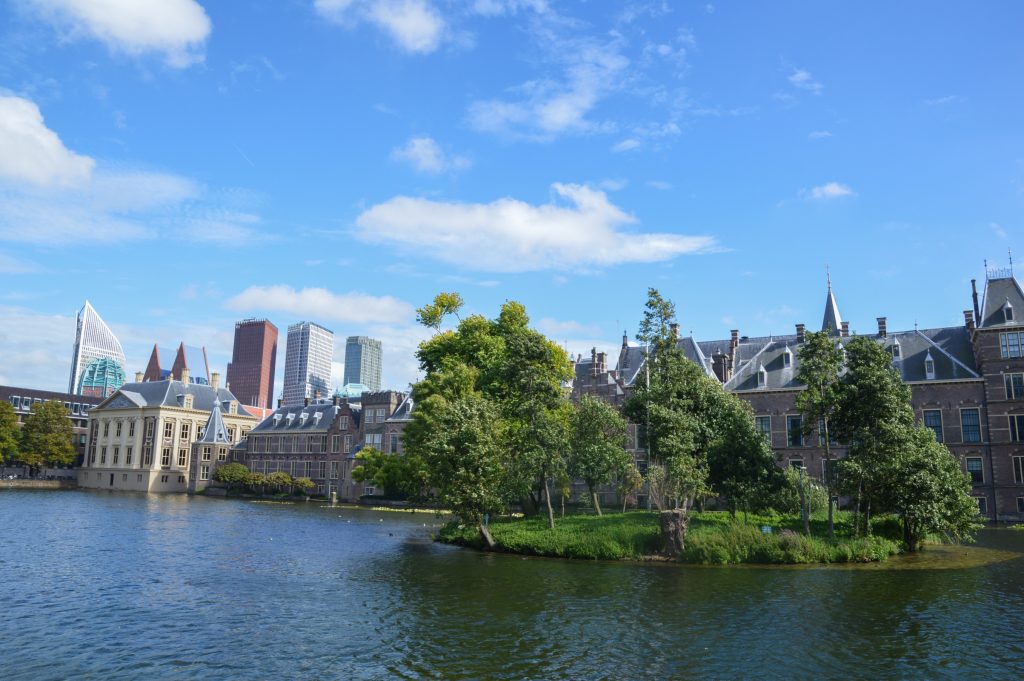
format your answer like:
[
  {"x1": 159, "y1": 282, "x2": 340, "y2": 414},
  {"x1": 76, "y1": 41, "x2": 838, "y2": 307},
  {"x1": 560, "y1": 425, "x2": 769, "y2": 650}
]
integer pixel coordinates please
[
  {"x1": 199, "y1": 400, "x2": 231, "y2": 444},
  {"x1": 821, "y1": 273, "x2": 842, "y2": 337}
]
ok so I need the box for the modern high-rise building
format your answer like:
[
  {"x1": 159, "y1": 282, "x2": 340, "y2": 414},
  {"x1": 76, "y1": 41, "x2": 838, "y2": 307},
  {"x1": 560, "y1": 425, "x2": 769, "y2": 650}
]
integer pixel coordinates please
[
  {"x1": 68, "y1": 301, "x2": 126, "y2": 397},
  {"x1": 226, "y1": 319, "x2": 278, "y2": 409},
  {"x1": 283, "y1": 322, "x2": 334, "y2": 406},
  {"x1": 343, "y1": 336, "x2": 382, "y2": 391}
]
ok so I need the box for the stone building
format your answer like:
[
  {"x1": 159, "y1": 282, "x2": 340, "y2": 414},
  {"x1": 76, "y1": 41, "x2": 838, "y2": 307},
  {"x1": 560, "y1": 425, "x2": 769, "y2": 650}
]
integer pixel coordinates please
[
  {"x1": 78, "y1": 371, "x2": 256, "y2": 493},
  {"x1": 574, "y1": 269, "x2": 1024, "y2": 521},
  {"x1": 187, "y1": 402, "x2": 235, "y2": 494},
  {"x1": 0, "y1": 385, "x2": 103, "y2": 466}
]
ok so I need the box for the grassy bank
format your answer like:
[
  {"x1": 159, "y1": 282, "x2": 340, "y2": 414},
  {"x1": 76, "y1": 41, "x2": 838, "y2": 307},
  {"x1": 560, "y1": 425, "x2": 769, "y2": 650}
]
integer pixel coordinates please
[{"x1": 437, "y1": 511, "x2": 903, "y2": 564}]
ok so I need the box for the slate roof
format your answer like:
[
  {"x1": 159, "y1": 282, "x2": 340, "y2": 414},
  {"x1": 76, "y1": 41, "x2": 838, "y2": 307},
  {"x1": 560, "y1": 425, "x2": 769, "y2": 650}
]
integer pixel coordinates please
[
  {"x1": 99, "y1": 379, "x2": 248, "y2": 413},
  {"x1": 979, "y1": 276, "x2": 1024, "y2": 329},
  {"x1": 822, "y1": 283, "x2": 843, "y2": 336},
  {"x1": 250, "y1": 401, "x2": 354, "y2": 433},
  {"x1": 387, "y1": 393, "x2": 414, "y2": 422},
  {"x1": 615, "y1": 343, "x2": 647, "y2": 386}
]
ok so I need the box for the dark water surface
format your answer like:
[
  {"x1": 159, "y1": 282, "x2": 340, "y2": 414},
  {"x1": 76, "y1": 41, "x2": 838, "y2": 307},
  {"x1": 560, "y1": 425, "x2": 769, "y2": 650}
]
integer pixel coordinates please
[{"x1": 2, "y1": 490, "x2": 1024, "y2": 680}]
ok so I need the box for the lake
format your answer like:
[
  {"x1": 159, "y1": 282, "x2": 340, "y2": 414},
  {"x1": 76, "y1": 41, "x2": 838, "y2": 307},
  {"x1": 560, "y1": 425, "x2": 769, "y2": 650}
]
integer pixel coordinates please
[{"x1": 1, "y1": 489, "x2": 1023, "y2": 680}]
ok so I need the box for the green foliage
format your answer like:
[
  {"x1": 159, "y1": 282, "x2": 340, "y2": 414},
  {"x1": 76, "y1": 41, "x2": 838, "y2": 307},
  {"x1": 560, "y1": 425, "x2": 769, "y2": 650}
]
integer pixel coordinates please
[
  {"x1": 682, "y1": 524, "x2": 900, "y2": 565},
  {"x1": 20, "y1": 401, "x2": 75, "y2": 468},
  {"x1": 265, "y1": 470, "x2": 294, "y2": 490},
  {"x1": 707, "y1": 396, "x2": 785, "y2": 513},
  {"x1": 770, "y1": 467, "x2": 830, "y2": 515},
  {"x1": 416, "y1": 291, "x2": 464, "y2": 330},
  {"x1": 352, "y1": 447, "x2": 428, "y2": 500},
  {"x1": 0, "y1": 401, "x2": 19, "y2": 465},
  {"x1": 212, "y1": 462, "x2": 250, "y2": 488},
  {"x1": 568, "y1": 395, "x2": 630, "y2": 514},
  {"x1": 293, "y1": 476, "x2": 315, "y2": 493}
]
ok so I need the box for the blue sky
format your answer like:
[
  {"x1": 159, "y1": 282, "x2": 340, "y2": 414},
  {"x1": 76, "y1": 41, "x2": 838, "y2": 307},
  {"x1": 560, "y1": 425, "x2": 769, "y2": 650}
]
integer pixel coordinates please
[{"x1": 1, "y1": 0, "x2": 1022, "y2": 394}]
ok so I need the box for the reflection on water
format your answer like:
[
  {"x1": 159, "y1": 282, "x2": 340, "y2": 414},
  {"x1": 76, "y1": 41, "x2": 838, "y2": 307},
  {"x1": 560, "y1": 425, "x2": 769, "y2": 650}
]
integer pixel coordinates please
[{"x1": 1, "y1": 490, "x2": 1023, "y2": 680}]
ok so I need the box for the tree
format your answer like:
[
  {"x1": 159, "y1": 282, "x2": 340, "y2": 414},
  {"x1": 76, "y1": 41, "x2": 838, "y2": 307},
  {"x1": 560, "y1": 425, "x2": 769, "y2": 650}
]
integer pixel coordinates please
[
  {"x1": 266, "y1": 470, "x2": 294, "y2": 492},
  {"x1": 0, "y1": 401, "x2": 19, "y2": 465},
  {"x1": 413, "y1": 396, "x2": 506, "y2": 547},
  {"x1": 213, "y1": 462, "x2": 250, "y2": 489},
  {"x1": 20, "y1": 401, "x2": 75, "y2": 471},
  {"x1": 707, "y1": 397, "x2": 785, "y2": 519},
  {"x1": 617, "y1": 463, "x2": 644, "y2": 513},
  {"x1": 245, "y1": 471, "x2": 267, "y2": 492},
  {"x1": 352, "y1": 447, "x2": 429, "y2": 500},
  {"x1": 795, "y1": 329, "x2": 845, "y2": 537},
  {"x1": 416, "y1": 291, "x2": 464, "y2": 330},
  {"x1": 293, "y1": 476, "x2": 316, "y2": 495},
  {"x1": 567, "y1": 395, "x2": 630, "y2": 516}
]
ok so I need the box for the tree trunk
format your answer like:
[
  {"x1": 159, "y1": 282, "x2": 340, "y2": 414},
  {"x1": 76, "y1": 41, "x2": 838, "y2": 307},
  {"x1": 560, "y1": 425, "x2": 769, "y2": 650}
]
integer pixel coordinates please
[
  {"x1": 478, "y1": 523, "x2": 496, "y2": 550},
  {"x1": 660, "y1": 509, "x2": 689, "y2": 557},
  {"x1": 798, "y1": 471, "x2": 811, "y2": 536},
  {"x1": 827, "y1": 498, "x2": 835, "y2": 539},
  {"x1": 903, "y1": 515, "x2": 915, "y2": 551},
  {"x1": 854, "y1": 478, "x2": 863, "y2": 537},
  {"x1": 544, "y1": 477, "x2": 555, "y2": 529},
  {"x1": 823, "y1": 417, "x2": 834, "y2": 539},
  {"x1": 865, "y1": 498, "x2": 872, "y2": 536},
  {"x1": 591, "y1": 487, "x2": 602, "y2": 516},
  {"x1": 560, "y1": 491, "x2": 565, "y2": 518},
  {"x1": 622, "y1": 494, "x2": 627, "y2": 514}
]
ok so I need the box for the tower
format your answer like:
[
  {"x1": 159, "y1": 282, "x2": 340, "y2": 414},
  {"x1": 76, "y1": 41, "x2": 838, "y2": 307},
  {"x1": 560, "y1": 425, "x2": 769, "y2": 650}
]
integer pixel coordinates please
[
  {"x1": 226, "y1": 319, "x2": 278, "y2": 408},
  {"x1": 343, "y1": 336, "x2": 383, "y2": 391},
  {"x1": 283, "y1": 322, "x2": 334, "y2": 406},
  {"x1": 68, "y1": 301, "x2": 126, "y2": 396}
]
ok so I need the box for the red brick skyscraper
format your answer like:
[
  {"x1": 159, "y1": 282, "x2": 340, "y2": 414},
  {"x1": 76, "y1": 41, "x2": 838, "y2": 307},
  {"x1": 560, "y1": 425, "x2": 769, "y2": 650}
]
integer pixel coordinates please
[{"x1": 226, "y1": 319, "x2": 278, "y2": 409}]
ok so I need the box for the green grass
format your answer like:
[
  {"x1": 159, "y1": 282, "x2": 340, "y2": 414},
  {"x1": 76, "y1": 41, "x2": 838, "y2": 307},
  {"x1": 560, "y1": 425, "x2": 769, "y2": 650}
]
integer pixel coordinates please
[{"x1": 437, "y1": 511, "x2": 903, "y2": 564}]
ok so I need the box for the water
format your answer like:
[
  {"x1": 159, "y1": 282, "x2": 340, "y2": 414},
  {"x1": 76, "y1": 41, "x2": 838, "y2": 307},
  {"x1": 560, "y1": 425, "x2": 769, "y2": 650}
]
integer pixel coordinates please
[{"x1": 1, "y1": 490, "x2": 1023, "y2": 680}]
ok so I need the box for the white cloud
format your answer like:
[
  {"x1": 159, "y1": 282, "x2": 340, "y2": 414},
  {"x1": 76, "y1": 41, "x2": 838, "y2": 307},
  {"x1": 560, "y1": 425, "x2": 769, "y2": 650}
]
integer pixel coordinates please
[
  {"x1": 226, "y1": 285, "x2": 415, "y2": 325},
  {"x1": 314, "y1": 0, "x2": 445, "y2": 54},
  {"x1": 991, "y1": 222, "x2": 1008, "y2": 238},
  {"x1": 31, "y1": 0, "x2": 211, "y2": 67},
  {"x1": 788, "y1": 68, "x2": 823, "y2": 94},
  {"x1": 612, "y1": 138, "x2": 641, "y2": 153},
  {"x1": 391, "y1": 136, "x2": 471, "y2": 173},
  {"x1": 0, "y1": 95, "x2": 94, "y2": 187},
  {"x1": 597, "y1": 178, "x2": 628, "y2": 191},
  {"x1": 467, "y1": 31, "x2": 628, "y2": 140},
  {"x1": 354, "y1": 182, "x2": 716, "y2": 272},
  {"x1": 808, "y1": 182, "x2": 854, "y2": 200},
  {"x1": 925, "y1": 95, "x2": 964, "y2": 106},
  {"x1": 536, "y1": 318, "x2": 602, "y2": 338},
  {"x1": 0, "y1": 252, "x2": 37, "y2": 273},
  {"x1": 176, "y1": 210, "x2": 267, "y2": 243},
  {"x1": 470, "y1": 0, "x2": 548, "y2": 16},
  {"x1": 808, "y1": 130, "x2": 832, "y2": 139},
  {"x1": 647, "y1": 180, "x2": 672, "y2": 191}
]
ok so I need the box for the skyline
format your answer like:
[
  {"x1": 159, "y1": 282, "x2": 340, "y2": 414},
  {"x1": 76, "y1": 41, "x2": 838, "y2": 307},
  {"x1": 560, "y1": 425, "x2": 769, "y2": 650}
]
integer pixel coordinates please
[{"x1": 1, "y1": 1, "x2": 1022, "y2": 392}]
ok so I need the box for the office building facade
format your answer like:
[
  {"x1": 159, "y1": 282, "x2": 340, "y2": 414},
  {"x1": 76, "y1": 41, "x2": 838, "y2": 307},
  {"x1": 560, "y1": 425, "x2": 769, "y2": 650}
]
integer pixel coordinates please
[
  {"x1": 68, "y1": 301, "x2": 126, "y2": 397},
  {"x1": 226, "y1": 319, "x2": 278, "y2": 409},
  {"x1": 343, "y1": 336, "x2": 382, "y2": 391},
  {"x1": 283, "y1": 322, "x2": 334, "y2": 406}
]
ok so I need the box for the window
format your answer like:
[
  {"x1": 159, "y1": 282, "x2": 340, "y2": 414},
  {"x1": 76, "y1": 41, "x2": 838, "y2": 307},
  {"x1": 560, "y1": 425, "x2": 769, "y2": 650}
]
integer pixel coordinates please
[
  {"x1": 340, "y1": 416, "x2": 348, "y2": 430},
  {"x1": 783, "y1": 349, "x2": 792, "y2": 367},
  {"x1": 20, "y1": 397, "x2": 30, "y2": 410},
  {"x1": 787, "y1": 415, "x2": 803, "y2": 447},
  {"x1": 389, "y1": 434, "x2": 399, "y2": 453},
  {"x1": 1007, "y1": 303, "x2": 1015, "y2": 323},
  {"x1": 137, "y1": 474, "x2": 143, "y2": 483},
  {"x1": 116, "y1": 422, "x2": 122, "y2": 437},
  {"x1": 821, "y1": 459, "x2": 838, "y2": 487},
  {"x1": 180, "y1": 423, "x2": 191, "y2": 441},
  {"x1": 112, "y1": 447, "x2": 119, "y2": 465},
  {"x1": 146, "y1": 420, "x2": 154, "y2": 438},
  {"x1": 202, "y1": 446, "x2": 212, "y2": 461},
  {"x1": 126, "y1": 447, "x2": 133, "y2": 466},
  {"x1": 100, "y1": 447, "x2": 107, "y2": 464},
  {"x1": 178, "y1": 449, "x2": 187, "y2": 467},
  {"x1": 200, "y1": 465, "x2": 209, "y2": 481},
  {"x1": 366, "y1": 433, "x2": 383, "y2": 449},
  {"x1": 217, "y1": 449, "x2": 226, "y2": 462},
  {"x1": 755, "y1": 416, "x2": 771, "y2": 444},
  {"x1": 179, "y1": 476, "x2": 185, "y2": 484},
  {"x1": 966, "y1": 457, "x2": 984, "y2": 484},
  {"x1": 1007, "y1": 374, "x2": 1024, "y2": 400},
  {"x1": 1013, "y1": 456, "x2": 1024, "y2": 484},
  {"x1": 961, "y1": 408, "x2": 981, "y2": 443},
  {"x1": 128, "y1": 421, "x2": 135, "y2": 438},
  {"x1": 924, "y1": 356, "x2": 935, "y2": 380},
  {"x1": 789, "y1": 459, "x2": 804, "y2": 470},
  {"x1": 321, "y1": 435, "x2": 328, "y2": 452},
  {"x1": 161, "y1": 448, "x2": 171, "y2": 467},
  {"x1": 227, "y1": 427, "x2": 235, "y2": 441},
  {"x1": 160, "y1": 475, "x2": 168, "y2": 483},
  {"x1": 923, "y1": 410, "x2": 943, "y2": 443},
  {"x1": 1010, "y1": 415, "x2": 1024, "y2": 442},
  {"x1": 9, "y1": 396, "x2": 18, "y2": 408},
  {"x1": 330, "y1": 461, "x2": 339, "y2": 479},
  {"x1": 1017, "y1": 497, "x2": 1024, "y2": 514},
  {"x1": 164, "y1": 422, "x2": 173, "y2": 439},
  {"x1": 332, "y1": 435, "x2": 341, "y2": 453},
  {"x1": 72, "y1": 403, "x2": 81, "y2": 415},
  {"x1": 304, "y1": 461, "x2": 312, "y2": 477},
  {"x1": 103, "y1": 422, "x2": 110, "y2": 437},
  {"x1": 344, "y1": 435, "x2": 352, "y2": 452},
  {"x1": 975, "y1": 496, "x2": 988, "y2": 515},
  {"x1": 1000, "y1": 332, "x2": 1022, "y2": 359},
  {"x1": 319, "y1": 461, "x2": 327, "y2": 478},
  {"x1": 817, "y1": 418, "x2": 838, "y2": 446},
  {"x1": 307, "y1": 435, "x2": 316, "y2": 453},
  {"x1": 122, "y1": 474, "x2": 127, "y2": 482},
  {"x1": 364, "y1": 486, "x2": 376, "y2": 496}
]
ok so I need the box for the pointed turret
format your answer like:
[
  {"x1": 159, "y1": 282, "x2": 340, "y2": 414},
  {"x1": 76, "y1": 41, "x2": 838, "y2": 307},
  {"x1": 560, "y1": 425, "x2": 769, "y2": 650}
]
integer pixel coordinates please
[
  {"x1": 821, "y1": 272, "x2": 843, "y2": 336},
  {"x1": 199, "y1": 400, "x2": 231, "y2": 444}
]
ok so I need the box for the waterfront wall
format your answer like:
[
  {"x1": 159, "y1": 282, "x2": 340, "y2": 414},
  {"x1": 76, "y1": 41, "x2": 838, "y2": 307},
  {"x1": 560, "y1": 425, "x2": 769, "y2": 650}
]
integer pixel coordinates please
[{"x1": 1, "y1": 480, "x2": 77, "y2": 490}]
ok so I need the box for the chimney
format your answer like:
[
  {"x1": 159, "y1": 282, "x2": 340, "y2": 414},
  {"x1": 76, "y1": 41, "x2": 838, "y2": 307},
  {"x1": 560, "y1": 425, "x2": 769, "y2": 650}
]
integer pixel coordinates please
[
  {"x1": 277, "y1": 398, "x2": 283, "y2": 408},
  {"x1": 333, "y1": 395, "x2": 340, "y2": 406},
  {"x1": 730, "y1": 329, "x2": 739, "y2": 350},
  {"x1": 795, "y1": 324, "x2": 805, "y2": 344},
  {"x1": 596, "y1": 352, "x2": 608, "y2": 374},
  {"x1": 135, "y1": 371, "x2": 144, "y2": 383},
  {"x1": 972, "y1": 279, "x2": 981, "y2": 321},
  {"x1": 876, "y1": 317, "x2": 887, "y2": 338},
  {"x1": 211, "y1": 372, "x2": 220, "y2": 390},
  {"x1": 180, "y1": 367, "x2": 190, "y2": 384},
  {"x1": 622, "y1": 330, "x2": 629, "y2": 349},
  {"x1": 964, "y1": 310, "x2": 975, "y2": 331},
  {"x1": 304, "y1": 396, "x2": 311, "y2": 407},
  {"x1": 841, "y1": 321, "x2": 850, "y2": 338},
  {"x1": 712, "y1": 351, "x2": 732, "y2": 383},
  {"x1": 315, "y1": 390, "x2": 321, "y2": 401},
  {"x1": 591, "y1": 347, "x2": 598, "y2": 377}
]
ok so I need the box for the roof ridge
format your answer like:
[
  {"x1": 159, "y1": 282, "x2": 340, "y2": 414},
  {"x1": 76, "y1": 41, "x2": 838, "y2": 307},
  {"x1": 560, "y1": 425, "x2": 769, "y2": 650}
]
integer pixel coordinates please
[{"x1": 913, "y1": 329, "x2": 980, "y2": 379}]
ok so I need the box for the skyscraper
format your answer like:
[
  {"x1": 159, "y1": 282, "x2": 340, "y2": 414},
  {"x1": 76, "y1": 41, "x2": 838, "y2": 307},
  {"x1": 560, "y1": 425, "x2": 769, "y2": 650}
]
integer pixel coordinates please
[
  {"x1": 343, "y1": 336, "x2": 383, "y2": 391},
  {"x1": 226, "y1": 319, "x2": 278, "y2": 409},
  {"x1": 283, "y1": 322, "x2": 334, "y2": 406},
  {"x1": 68, "y1": 301, "x2": 126, "y2": 396}
]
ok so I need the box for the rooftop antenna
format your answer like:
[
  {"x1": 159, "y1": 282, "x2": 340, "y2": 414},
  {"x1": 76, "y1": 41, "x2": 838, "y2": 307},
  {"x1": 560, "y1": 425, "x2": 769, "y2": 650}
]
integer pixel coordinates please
[
  {"x1": 826, "y1": 264, "x2": 831, "y2": 290},
  {"x1": 1010, "y1": 248, "x2": 1015, "y2": 276}
]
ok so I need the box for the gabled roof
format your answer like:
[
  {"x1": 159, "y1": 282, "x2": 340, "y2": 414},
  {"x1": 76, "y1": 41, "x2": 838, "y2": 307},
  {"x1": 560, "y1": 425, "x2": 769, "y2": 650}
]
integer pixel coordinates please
[
  {"x1": 979, "y1": 275, "x2": 1024, "y2": 329},
  {"x1": 822, "y1": 280, "x2": 842, "y2": 336},
  {"x1": 387, "y1": 392, "x2": 415, "y2": 422},
  {"x1": 250, "y1": 401, "x2": 344, "y2": 433},
  {"x1": 198, "y1": 401, "x2": 231, "y2": 444},
  {"x1": 96, "y1": 379, "x2": 252, "y2": 415}
]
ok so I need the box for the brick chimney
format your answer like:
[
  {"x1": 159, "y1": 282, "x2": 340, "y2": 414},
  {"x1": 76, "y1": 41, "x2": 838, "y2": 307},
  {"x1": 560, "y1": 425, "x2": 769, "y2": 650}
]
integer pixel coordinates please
[
  {"x1": 591, "y1": 347, "x2": 598, "y2": 377},
  {"x1": 180, "y1": 367, "x2": 190, "y2": 384},
  {"x1": 277, "y1": 398, "x2": 283, "y2": 408},
  {"x1": 622, "y1": 331, "x2": 629, "y2": 349},
  {"x1": 211, "y1": 372, "x2": 220, "y2": 390},
  {"x1": 333, "y1": 395, "x2": 341, "y2": 406},
  {"x1": 971, "y1": 279, "x2": 981, "y2": 321},
  {"x1": 964, "y1": 310, "x2": 976, "y2": 331},
  {"x1": 712, "y1": 351, "x2": 732, "y2": 383},
  {"x1": 135, "y1": 371, "x2": 144, "y2": 383},
  {"x1": 729, "y1": 329, "x2": 740, "y2": 369},
  {"x1": 841, "y1": 321, "x2": 850, "y2": 337},
  {"x1": 595, "y1": 351, "x2": 608, "y2": 374},
  {"x1": 304, "y1": 396, "x2": 311, "y2": 406},
  {"x1": 877, "y1": 317, "x2": 887, "y2": 338},
  {"x1": 795, "y1": 324, "x2": 805, "y2": 344}
]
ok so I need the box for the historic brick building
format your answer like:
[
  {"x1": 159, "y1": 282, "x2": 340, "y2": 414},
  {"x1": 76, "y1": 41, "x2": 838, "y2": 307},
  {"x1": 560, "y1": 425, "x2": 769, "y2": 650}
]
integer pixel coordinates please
[
  {"x1": 1, "y1": 385, "x2": 103, "y2": 466},
  {"x1": 574, "y1": 269, "x2": 1024, "y2": 521}
]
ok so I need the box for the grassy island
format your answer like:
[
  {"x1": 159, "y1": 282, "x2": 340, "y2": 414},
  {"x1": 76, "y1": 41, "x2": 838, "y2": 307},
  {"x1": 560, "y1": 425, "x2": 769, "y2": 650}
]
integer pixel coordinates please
[{"x1": 438, "y1": 511, "x2": 904, "y2": 564}]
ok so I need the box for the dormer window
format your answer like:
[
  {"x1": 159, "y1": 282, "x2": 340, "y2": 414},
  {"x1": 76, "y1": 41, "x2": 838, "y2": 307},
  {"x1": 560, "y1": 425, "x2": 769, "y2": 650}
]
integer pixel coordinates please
[
  {"x1": 1005, "y1": 299, "x2": 1014, "y2": 323},
  {"x1": 924, "y1": 351, "x2": 936, "y2": 380},
  {"x1": 891, "y1": 340, "x2": 901, "y2": 360},
  {"x1": 757, "y1": 363, "x2": 767, "y2": 388},
  {"x1": 273, "y1": 414, "x2": 282, "y2": 425},
  {"x1": 183, "y1": 394, "x2": 194, "y2": 410},
  {"x1": 783, "y1": 346, "x2": 792, "y2": 368}
]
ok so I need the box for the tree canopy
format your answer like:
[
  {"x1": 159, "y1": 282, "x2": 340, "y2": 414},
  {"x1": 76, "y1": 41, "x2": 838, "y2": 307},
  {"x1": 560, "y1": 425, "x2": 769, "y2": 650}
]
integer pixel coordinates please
[{"x1": 20, "y1": 401, "x2": 75, "y2": 469}]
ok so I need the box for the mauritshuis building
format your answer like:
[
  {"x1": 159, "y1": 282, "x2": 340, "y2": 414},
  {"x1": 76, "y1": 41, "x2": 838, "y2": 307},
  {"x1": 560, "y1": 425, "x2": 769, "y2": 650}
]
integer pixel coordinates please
[{"x1": 573, "y1": 268, "x2": 1024, "y2": 522}]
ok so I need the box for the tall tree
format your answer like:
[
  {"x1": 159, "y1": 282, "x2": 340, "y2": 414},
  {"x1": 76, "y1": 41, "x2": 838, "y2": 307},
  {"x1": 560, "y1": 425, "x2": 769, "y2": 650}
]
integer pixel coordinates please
[
  {"x1": 567, "y1": 395, "x2": 630, "y2": 516},
  {"x1": 795, "y1": 329, "x2": 845, "y2": 537},
  {"x1": 0, "y1": 401, "x2": 19, "y2": 465},
  {"x1": 20, "y1": 401, "x2": 75, "y2": 471},
  {"x1": 707, "y1": 396, "x2": 785, "y2": 519},
  {"x1": 352, "y1": 447, "x2": 429, "y2": 500}
]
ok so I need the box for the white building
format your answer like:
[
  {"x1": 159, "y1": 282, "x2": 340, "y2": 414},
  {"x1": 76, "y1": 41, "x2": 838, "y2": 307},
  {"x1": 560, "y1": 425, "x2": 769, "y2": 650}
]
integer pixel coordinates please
[
  {"x1": 343, "y1": 336, "x2": 383, "y2": 391},
  {"x1": 283, "y1": 322, "x2": 334, "y2": 406},
  {"x1": 68, "y1": 301, "x2": 126, "y2": 396}
]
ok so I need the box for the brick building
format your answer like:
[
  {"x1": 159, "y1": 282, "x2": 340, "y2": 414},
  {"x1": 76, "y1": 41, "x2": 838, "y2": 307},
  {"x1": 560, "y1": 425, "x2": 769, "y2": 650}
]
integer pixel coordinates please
[
  {"x1": 574, "y1": 269, "x2": 1024, "y2": 521},
  {"x1": 0, "y1": 385, "x2": 103, "y2": 465},
  {"x1": 226, "y1": 319, "x2": 278, "y2": 410}
]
